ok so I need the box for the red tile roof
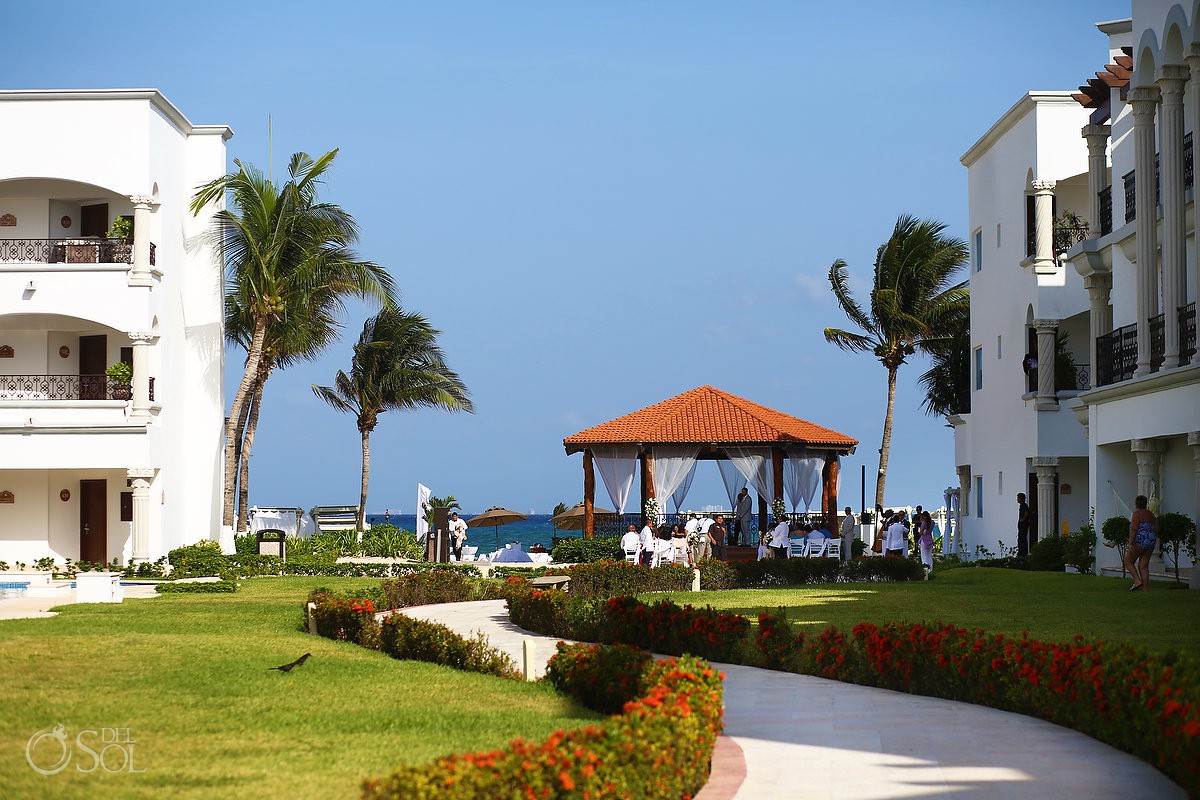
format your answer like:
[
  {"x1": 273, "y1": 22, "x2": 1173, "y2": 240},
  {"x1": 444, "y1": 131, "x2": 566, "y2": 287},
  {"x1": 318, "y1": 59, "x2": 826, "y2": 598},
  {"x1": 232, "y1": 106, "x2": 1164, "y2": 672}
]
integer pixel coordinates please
[{"x1": 563, "y1": 385, "x2": 858, "y2": 454}]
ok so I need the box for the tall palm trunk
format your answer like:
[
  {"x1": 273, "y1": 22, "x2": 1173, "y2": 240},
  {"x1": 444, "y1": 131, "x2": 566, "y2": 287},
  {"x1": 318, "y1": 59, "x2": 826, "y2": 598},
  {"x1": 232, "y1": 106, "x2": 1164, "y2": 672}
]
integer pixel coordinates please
[
  {"x1": 876, "y1": 366, "x2": 899, "y2": 509},
  {"x1": 236, "y1": 361, "x2": 273, "y2": 533},
  {"x1": 358, "y1": 426, "x2": 371, "y2": 533},
  {"x1": 223, "y1": 316, "x2": 269, "y2": 527}
]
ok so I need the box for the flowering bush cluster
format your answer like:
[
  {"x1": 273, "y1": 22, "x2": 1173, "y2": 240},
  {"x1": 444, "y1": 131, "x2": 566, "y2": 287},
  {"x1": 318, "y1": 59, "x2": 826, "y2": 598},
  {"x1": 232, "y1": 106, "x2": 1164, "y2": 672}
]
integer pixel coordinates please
[
  {"x1": 308, "y1": 589, "x2": 378, "y2": 646},
  {"x1": 748, "y1": 619, "x2": 1200, "y2": 796},
  {"x1": 542, "y1": 642, "x2": 652, "y2": 714},
  {"x1": 362, "y1": 643, "x2": 724, "y2": 800},
  {"x1": 597, "y1": 597, "x2": 752, "y2": 664},
  {"x1": 565, "y1": 559, "x2": 693, "y2": 598}
]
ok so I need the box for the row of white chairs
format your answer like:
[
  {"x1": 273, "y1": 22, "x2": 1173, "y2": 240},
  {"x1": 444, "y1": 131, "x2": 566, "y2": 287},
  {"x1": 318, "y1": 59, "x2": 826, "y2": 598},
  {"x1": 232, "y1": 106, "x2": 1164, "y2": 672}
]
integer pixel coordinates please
[
  {"x1": 623, "y1": 539, "x2": 690, "y2": 567},
  {"x1": 788, "y1": 537, "x2": 842, "y2": 559}
]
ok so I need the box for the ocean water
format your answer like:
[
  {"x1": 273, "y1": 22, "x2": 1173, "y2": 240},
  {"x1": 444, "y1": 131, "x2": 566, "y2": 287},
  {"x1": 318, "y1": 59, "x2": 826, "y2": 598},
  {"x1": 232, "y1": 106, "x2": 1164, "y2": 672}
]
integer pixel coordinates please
[{"x1": 365, "y1": 513, "x2": 564, "y2": 551}]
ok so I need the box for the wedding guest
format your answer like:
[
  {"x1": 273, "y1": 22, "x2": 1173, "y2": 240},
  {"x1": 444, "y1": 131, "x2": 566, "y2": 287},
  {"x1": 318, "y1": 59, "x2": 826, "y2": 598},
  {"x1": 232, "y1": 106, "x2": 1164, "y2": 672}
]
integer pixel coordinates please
[
  {"x1": 840, "y1": 506, "x2": 856, "y2": 563},
  {"x1": 1124, "y1": 494, "x2": 1159, "y2": 592},
  {"x1": 770, "y1": 517, "x2": 792, "y2": 560},
  {"x1": 709, "y1": 515, "x2": 727, "y2": 561},
  {"x1": 917, "y1": 511, "x2": 934, "y2": 572},
  {"x1": 884, "y1": 513, "x2": 909, "y2": 557}
]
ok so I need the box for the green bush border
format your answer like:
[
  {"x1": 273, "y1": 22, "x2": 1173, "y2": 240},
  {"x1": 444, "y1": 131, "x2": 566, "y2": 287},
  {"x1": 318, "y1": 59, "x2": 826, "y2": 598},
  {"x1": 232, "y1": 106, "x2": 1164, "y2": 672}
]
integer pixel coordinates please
[{"x1": 154, "y1": 580, "x2": 237, "y2": 593}]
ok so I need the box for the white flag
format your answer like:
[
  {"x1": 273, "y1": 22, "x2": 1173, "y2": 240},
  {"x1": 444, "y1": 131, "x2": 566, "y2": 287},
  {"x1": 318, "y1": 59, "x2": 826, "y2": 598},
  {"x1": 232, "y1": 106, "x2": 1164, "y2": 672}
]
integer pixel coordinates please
[{"x1": 416, "y1": 483, "x2": 432, "y2": 541}]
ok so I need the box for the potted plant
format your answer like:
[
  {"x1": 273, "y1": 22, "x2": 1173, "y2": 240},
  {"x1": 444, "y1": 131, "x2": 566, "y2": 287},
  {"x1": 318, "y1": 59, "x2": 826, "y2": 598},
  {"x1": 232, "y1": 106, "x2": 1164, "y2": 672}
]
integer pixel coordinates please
[
  {"x1": 104, "y1": 216, "x2": 133, "y2": 262},
  {"x1": 106, "y1": 361, "x2": 133, "y2": 400}
]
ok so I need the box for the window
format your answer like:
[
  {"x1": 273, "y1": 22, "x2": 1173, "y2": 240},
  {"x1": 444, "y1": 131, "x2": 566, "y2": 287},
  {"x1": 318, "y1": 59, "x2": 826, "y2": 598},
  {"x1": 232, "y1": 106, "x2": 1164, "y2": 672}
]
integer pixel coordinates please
[
  {"x1": 973, "y1": 230, "x2": 983, "y2": 272},
  {"x1": 998, "y1": 471, "x2": 1004, "y2": 496},
  {"x1": 996, "y1": 223, "x2": 1001, "y2": 248},
  {"x1": 974, "y1": 347, "x2": 983, "y2": 390},
  {"x1": 997, "y1": 335, "x2": 1002, "y2": 360},
  {"x1": 975, "y1": 476, "x2": 984, "y2": 518}
]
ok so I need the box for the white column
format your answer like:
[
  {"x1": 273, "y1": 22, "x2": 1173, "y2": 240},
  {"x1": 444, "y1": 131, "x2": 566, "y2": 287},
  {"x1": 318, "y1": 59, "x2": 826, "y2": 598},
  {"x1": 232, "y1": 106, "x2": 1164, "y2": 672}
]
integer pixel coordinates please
[
  {"x1": 1128, "y1": 86, "x2": 1161, "y2": 377},
  {"x1": 1131, "y1": 438, "x2": 1163, "y2": 502},
  {"x1": 956, "y1": 465, "x2": 971, "y2": 556},
  {"x1": 1034, "y1": 318, "x2": 1059, "y2": 409},
  {"x1": 1031, "y1": 179, "x2": 1058, "y2": 274},
  {"x1": 127, "y1": 468, "x2": 155, "y2": 562},
  {"x1": 1033, "y1": 457, "x2": 1058, "y2": 545},
  {"x1": 1188, "y1": 46, "x2": 1200, "y2": 318},
  {"x1": 128, "y1": 195, "x2": 156, "y2": 287},
  {"x1": 1083, "y1": 274, "x2": 1113, "y2": 385},
  {"x1": 1082, "y1": 125, "x2": 1111, "y2": 237},
  {"x1": 129, "y1": 332, "x2": 157, "y2": 422},
  {"x1": 1157, "y1": 66, "x2": 1187, "y2": 368}
]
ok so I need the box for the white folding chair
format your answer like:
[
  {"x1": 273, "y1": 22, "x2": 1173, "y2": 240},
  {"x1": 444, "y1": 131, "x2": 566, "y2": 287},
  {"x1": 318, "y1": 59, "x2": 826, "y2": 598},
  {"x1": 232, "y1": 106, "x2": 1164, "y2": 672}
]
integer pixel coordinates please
[
  {"x1": 459, "y1": 545, "x2": 478, "y2": 562},
  {"x1": 805, "y1": 538, "x2": 827, "y2": 558},
  {"x1": 789, "y1": 538, "x2": 806, "y2": 558},
  {"x1": 824, "y1": 539, "x2": 841, "y2": 560},
  {"x1": 653, "y1": 540, "x2": 675, "y2": 567},
  {"x1": 623, "y1": 547, "x2": 639, "y2": 564}
]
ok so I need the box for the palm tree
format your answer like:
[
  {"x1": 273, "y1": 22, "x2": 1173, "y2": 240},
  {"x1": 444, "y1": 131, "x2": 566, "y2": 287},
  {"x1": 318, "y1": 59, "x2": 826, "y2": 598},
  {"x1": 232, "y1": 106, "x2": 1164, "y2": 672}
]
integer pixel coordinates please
[
  {"x1": 824, "y1": 214, "x2": 969, "y2": 508},
  {"x1": 190, "y1": 150, "x2": 397, "y2": 529},
  {"x1": 312, "y1": 308, "x2": 474, "y2": 531},
  {"x1": 918, "y1": 284, "x2": 970, "y2": 417}
]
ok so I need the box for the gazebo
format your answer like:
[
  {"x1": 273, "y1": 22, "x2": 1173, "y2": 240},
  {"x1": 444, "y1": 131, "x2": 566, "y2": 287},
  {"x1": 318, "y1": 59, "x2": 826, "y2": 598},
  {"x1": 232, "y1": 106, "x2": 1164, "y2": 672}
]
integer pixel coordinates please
[{"x1": 563, "y1": 386, "x2": 858, "y2": 538}]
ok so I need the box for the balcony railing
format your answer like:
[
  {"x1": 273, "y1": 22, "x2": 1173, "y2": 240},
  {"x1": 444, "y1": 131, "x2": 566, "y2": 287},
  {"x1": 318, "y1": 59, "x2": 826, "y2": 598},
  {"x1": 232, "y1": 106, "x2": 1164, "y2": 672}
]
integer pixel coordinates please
[
  {"x1": 1065, "y1": 363, "x2": 1091, "y2": 391},
  {"x1": 0, "y1": 238, "x2": 155, "y2": 266},
  {"x1": 1097, "y1": 323, "x2": 1138, "y2": 386},
  {"x1": 0, "y1": 374, "x2": 146, "y2": 401},
  {"x1": 1123, "y1": 170, "x2": 1136, "y2": 223},
  {"x1": 1182, "y1": 302, "x2": 1197, "y2": 366},
  {"x1": 1098, "y1": 185, "x2": 1113, "y2": 236},
  {"x1": 1149, "y1": 313, "x2": 1165, "y2": 373}
]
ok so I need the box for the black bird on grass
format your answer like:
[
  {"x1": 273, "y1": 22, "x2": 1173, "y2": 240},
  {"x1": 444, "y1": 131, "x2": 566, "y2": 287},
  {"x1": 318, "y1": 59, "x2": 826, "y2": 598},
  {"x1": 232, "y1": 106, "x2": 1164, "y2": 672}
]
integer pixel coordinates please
[{"x1": 269, "y1": 653, "x2": 312, "y2": 673}]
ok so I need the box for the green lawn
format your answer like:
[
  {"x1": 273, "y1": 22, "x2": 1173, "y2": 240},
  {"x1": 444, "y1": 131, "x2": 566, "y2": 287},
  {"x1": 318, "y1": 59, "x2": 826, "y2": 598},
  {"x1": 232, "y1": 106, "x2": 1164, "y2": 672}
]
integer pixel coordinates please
[
  {"x1": 0, "y1": 577, "x2": 598, "y2": 800},
  {"x1": 657, "y1": 568, "x2": 1200, "y2": 659}
]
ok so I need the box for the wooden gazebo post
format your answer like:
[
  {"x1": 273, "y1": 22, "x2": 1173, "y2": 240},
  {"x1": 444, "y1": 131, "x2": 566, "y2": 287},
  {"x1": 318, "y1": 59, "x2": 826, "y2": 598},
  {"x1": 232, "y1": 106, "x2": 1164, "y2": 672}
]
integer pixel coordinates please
[
  {"x1": 641, "y1": 448, "x2": 656, "y2": 526},
  {"x1": 583, "y1": 449, "x2": 595, "y2": 539},
  {"x1": 821, "y1": 453, "x2": 840, "y2": 526},
  {"x1": 772, "y1": 448, "x2": 784, "y2": 521}
]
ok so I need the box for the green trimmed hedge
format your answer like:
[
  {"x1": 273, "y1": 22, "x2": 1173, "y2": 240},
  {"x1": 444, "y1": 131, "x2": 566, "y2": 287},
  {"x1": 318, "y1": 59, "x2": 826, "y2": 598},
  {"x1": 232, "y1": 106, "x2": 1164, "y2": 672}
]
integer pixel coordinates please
[
  {"x1": 362, "y1": 643, "x2": 723, "y2": 800},
  {"x1": 549, "y1": 536, "x2": 622, "y2": 564},
  {"x1": 166, "y1": 542, "x2": 483, "y2": 579},
  {"x1": 154, "y1": 580, "x2": 237, "y2": 593},
  {"x1": 381, "y1": 570, "x2": 506, "y2": 609}
]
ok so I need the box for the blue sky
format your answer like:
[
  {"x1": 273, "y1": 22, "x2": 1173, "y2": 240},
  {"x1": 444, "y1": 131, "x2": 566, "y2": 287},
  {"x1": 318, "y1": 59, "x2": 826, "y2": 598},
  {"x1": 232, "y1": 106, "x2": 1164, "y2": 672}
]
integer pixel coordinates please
[{"x1": 8, "y1": 1, "x2": 1127, "y2": 515}]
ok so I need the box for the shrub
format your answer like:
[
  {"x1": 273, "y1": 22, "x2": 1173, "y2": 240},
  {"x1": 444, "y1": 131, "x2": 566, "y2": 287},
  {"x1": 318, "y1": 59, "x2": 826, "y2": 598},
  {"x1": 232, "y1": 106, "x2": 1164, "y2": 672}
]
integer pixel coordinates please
[
  {"x1": 381, "y1": 569, "x2": 504, "y2": 609},
  {"x1": 379, "y1": 614, "x2": 518, "y2": 678},
  {"x1": 1158, "y1": 512, "x2": 1197, "y2": 584},
  {"x1": 307, "y1": 589, "x2": 379, "y2": 647},
  {"x1": 542, "y1": 642, "x2": 652, "y2": 714},
  {"x1": 361, "y1": 524, "x2": 423, "y2": 559},
  {"x1": 755, "y1": 611, "x2": 805, "y2": 670},
  {"x1": 550, "y1": 536, "x2": 622, "y2": 564},
  {"x1": 155, "y1": 580, "x2": 237, "y2": 593},
  {"x1": 566, "y1": 560, "x2": 692, "y2": 598},
  {"x1": 234, "y1": 533, "x2": 258, "y2": 556},
  {"x1": 1064, "y1": 523, "x2": 1096, "y2": 574},
  {"x1": 363, "y1": 645, "x2": 723, "y2": 800},
  {"x1": 166, "y1": 540, "x2": 226, "y2": 578},
  {"x1": 1028, "y1": 535, "x2": 1066, "y2": 572},
  {"x1": 837, "y1": 557, "x2": 925, "y2": 583},
  {"x1": 698, "y1": 558, "x2": 738, "y2": 590},
  {"x1": 597, "y1": 596, "x2": 752, "y2": 663}
]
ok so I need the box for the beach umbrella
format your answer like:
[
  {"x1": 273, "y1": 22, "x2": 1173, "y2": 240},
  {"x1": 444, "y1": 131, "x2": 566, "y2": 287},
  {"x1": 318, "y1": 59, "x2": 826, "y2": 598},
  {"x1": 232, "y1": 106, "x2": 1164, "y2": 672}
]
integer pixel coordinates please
[
  {"x1": 551, "y1": 503, "x2": 618, "y2": 532},
  {"x1": 467, "y1": 506, "x2": 528, "y2": 551}
]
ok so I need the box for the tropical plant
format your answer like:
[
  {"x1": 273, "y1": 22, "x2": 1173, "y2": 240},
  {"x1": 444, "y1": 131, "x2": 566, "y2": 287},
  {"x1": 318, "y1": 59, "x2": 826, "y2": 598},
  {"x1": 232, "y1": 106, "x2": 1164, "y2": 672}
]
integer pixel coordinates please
[
  {"x1": 1064, "y1": 522, "x2": 1096, "y2": 575},
  {"x1": 1053, "y1": 209, "x2": 1090, "y2": 257},
  {"x1": 825, "y1": 215, "x2": 969, "y2": 507},
  {"x1": 1101, "y1": 515, "x2": 1130, "y2": 577},
  {"x1": 552, "y1": 501, "x2": 569, "y2": 519},
  {"x1": 917, "y1": 302, "x2": 970, "y2": 416},
  {"x1": 106, "y1": 216, "x2": 132, "y2": 240},
  {"x1": 191, "y1": 150, "x2": 397, "y2": 530},
  {"x1": 312, "y1": 308, "x2": 473, "y2": 531},
  {"x1": 422, "y1": 495, "x2": 461, "y2": 530},
  {"x1": 105, "y1": 361, "x2": 132, "y2": 385},
  {"x1": 1157, "y1": 512, "x2": 1197, "y2": 584}
]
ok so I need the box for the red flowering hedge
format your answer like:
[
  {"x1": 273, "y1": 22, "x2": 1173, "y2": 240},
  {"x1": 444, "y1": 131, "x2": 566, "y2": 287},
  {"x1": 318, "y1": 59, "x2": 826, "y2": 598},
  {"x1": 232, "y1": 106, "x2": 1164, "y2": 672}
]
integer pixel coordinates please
[
  {"x1": 361, "y1": 642, "x2": 724, "y2": 800},
  {"x1": 309, "y1": 589, "x2": 379, "y2": 646},
  {"x1": 750, "y1": 616, "x2": 1200, "y2": 796}
]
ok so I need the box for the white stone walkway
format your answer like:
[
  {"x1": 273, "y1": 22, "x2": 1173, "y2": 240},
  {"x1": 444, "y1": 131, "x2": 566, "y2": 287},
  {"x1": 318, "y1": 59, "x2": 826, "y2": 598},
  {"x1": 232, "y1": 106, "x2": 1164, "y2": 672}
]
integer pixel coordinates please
[{"x1": 400, "y1": 599, "x2": 1185, "y2": 800}]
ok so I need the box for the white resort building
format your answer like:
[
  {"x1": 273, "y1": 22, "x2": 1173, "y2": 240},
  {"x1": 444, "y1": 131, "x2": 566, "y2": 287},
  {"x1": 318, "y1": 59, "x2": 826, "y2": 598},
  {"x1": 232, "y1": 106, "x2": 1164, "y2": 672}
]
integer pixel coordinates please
[
  {"x1": 953, "y1": 1, "x2": 1199, "y2": 580},
  {"x1": 0, "y1": 89, "x2": 230, "y2": 565}
]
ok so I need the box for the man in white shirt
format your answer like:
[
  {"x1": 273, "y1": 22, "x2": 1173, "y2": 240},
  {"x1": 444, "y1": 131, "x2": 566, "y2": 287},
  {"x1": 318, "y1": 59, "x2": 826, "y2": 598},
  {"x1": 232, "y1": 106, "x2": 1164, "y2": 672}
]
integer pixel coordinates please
[
  {"x1": 770, "y1": 518, "x2": 792, "y2": 560},
  {"x1": 620, "y1": 524, "x2": 640, "y2": 560},
  {"x1": 694, "y1": 514, "x2": 715, "y2": 562},
  {"x1": 840, "y1": 507, "x2": 856, "y2": 563},
  {"x1": 884, "y1": 513, "x2": 910, "y2": 557},
  {"x1": 639, "y1": 521, "x2": 655, "y2": 565},
  {"x1": 448, "y1": 512, "x2": 468, "y2": 560}
]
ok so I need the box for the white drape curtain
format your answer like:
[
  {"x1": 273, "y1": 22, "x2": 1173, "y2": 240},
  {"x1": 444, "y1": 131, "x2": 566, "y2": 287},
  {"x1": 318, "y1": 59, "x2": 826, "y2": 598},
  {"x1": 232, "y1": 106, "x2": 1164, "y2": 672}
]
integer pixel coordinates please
[
  {"x1": 717, "y1": 461, "x2": 745, "y2": 511},
  {"x1": 783, "y1": 452, "x2": 823, "y2": 512},
  {"x1": 725, "y1": 447, "x2": 774, "y2": 504},
  {"x1": 652, "y1": 445, "x2": 701, "y2": 519},
  {"x1": 592, "y1": 446, "x2": 638, "y2": 514},
  {"x1": 670, "y1": 460, "x2": 698, "y2": 513}
]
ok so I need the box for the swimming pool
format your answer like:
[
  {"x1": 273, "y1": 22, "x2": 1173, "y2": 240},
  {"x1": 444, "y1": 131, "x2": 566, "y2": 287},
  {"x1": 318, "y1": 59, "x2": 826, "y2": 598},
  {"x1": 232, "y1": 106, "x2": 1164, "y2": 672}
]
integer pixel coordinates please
[{"x1": 0, "y1": 581, "x2": 30, "y2": 598}]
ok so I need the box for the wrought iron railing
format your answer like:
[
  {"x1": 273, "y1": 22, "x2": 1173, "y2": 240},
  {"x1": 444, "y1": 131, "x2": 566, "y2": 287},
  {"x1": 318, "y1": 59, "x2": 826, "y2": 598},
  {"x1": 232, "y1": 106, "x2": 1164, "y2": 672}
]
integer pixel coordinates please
[
  {"x1": 1123, "y1": 170, "x2": 1136, "y2": 223},
  {"x1": 1098, "y1": 185, "x2": 1113, "y2": 235},
  {"x1": 0, "y1": 374, "x2": 149, "y2": 401},
  {"x1": 555, "y1": 509, "x2": 833, "y2": 541},
  {"x1": 1182, "y1": 302, "x2": 1197, "y2": 366},
  {"x1": 1150, "y1": 313, "x2": 1165, "y2": 372},
  {"x1": 1186, "y1": 132, "x2": 1194, "y2": 191},
  {"x1": 1065, "y1": 363, "x2": 1091, "y2": 391},
  {"x1": 1097, "y1": 323, "x2": 1137, "y2": 386},
  {"x1": 0, "y1": 238, "x2": 154, "y2": 266}
]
